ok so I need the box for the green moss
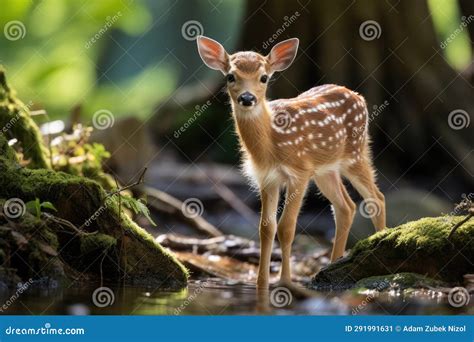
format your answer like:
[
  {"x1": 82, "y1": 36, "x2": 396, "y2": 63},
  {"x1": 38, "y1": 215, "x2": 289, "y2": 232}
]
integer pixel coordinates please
[
  {"x1": 0, "y1": 67, "x2": 50, "y2": 169},
  {"x1": 353, "y1": 216, "x2": 471, "y2": 255},
  {"x1": 80, "y1": 233, "x2": 117, "y2": 255},
  {"x1": 311, "y1": 216, "x2": 474, "y2": 290}
]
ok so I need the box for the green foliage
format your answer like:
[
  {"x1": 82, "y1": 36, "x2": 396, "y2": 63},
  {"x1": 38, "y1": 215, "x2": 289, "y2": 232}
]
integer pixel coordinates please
[
  {"x1": 428, "y1": 0, "x2": 472, "y2": 70},
  {"x1": 0, "y1": 1, "x2": 158, "y2": 118},
  {"x1": 0, "y1": 0, "x2": 245, "y2": 122},
  {"x1": 25, "y1": 198, "x2": 57, "y2": 218},
  {"x1": 49, "y1": 124, "x2": 113, "y2": 188},
  {"x1": 120, "y1": 195, "x2": 157, "y2": 227}
]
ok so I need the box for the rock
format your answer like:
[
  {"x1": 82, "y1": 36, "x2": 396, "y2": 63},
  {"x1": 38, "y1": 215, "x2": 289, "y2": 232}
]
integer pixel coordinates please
[
  {"x1": 347, "y1": 188, "x2": 452, "y2": 247},
  {"x1": 311, "y1": 216, "x2": 474, "y2": 290}
]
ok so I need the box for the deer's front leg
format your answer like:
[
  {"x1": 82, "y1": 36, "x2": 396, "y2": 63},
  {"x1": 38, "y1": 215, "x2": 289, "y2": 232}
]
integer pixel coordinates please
[
  {"x1": 277, "y1": 180, "x2": 307, "y2": 285},
  {"x1": 257, "y1": 184, "x2": 280, "y2": 290}
]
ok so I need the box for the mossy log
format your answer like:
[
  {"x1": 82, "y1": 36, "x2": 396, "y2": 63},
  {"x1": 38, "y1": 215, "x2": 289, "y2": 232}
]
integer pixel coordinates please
[
  {"x1": 311, "y1": 216, "x2": 474, "y2": 290},
  {"x1": 0, "y1": 68, "x2": 188, "y2": 289}
]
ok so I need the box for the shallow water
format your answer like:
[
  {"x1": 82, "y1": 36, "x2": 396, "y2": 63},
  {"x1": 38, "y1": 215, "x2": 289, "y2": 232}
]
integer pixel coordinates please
[{"x1": 1, "y1": 279, "x2": 470, "y2": 316}]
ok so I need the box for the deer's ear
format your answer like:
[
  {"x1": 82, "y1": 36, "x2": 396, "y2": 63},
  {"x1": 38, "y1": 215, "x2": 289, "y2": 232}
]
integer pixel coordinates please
[
  {"x1": 268, "y1": 38, "x2": 299, "y2": 72},
  {"x1": 197, "y1": 36, "x2": 229, "y2": 74}
]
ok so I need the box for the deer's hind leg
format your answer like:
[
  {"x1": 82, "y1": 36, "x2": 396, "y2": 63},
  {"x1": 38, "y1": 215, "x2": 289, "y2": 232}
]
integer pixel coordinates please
[
  {"x1": 342, "y1": 158, "x2": 386, "y2": 231},
  {"x1": 313, "y1": 171, "x2": 356, "y2": 261}
]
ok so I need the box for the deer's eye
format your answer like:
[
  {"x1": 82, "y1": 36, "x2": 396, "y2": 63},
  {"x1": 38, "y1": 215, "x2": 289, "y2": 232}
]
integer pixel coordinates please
[
  {"x1": 226, "y1": 74, "x2": 235, "y2": 83},
  {"x1": 260, "y1": 75, "x2": 268, "y2": 84}
]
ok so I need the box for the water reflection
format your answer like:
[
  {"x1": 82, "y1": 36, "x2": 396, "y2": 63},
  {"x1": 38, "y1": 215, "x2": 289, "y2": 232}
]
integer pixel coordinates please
[{"x1": 0, "y1": 279, "x2": 471, "y2": 315}]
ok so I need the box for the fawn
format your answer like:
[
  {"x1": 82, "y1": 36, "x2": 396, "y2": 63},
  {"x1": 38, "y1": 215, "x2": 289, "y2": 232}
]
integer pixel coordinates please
[{"x1": 197, "y1": 36, "x2": 386, "y2": 289}]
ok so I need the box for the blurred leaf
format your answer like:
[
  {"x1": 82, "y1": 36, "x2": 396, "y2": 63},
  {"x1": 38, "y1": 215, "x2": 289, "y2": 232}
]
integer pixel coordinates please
[
  {"x1": 40, "y1": 201, "x2": 57, "y2": 212},
  {"x1": 25, "y1": 198, "x2": 41, "y2": 218},
  {"x1": 26, "y1": 198, "x2": 57, "y2": 218},
  {"x1": 428, "y1": 0, "x2": 472, "y2": 70}
]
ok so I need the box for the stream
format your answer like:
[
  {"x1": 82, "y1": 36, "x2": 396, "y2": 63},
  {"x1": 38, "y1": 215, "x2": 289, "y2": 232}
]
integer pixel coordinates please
[{"x1": 1, "y1": 279, "x2": 470, "y2": 316}]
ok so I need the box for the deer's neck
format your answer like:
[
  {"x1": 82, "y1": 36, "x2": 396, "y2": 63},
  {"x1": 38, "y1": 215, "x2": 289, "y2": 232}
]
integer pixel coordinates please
[{"x1": 232, "y1": 101, "x2": 274, "y2": 166}]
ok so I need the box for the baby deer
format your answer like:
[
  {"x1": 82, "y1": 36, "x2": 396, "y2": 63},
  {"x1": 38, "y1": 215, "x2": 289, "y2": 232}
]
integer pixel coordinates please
[{"x1": 197, "y1": 36, "x2": 386, "y2": 289}]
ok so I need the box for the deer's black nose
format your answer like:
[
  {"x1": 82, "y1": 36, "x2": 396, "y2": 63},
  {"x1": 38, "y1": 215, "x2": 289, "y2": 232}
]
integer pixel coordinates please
[{"x1": 238, "y1": 92, "x2": 256, "y2": 106}]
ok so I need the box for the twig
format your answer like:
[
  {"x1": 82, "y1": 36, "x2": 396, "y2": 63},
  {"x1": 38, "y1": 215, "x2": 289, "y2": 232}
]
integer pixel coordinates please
[
  {"x1": 448, "y1": 200, "x2": 473, "y2": 239},
  {"x1": 105, "y1": 168, "x2": 147, "y2": 200},
  {"x1": 43, "y1": 213, "x2": 96, "y2": 236},
  {"x1": 113, "y1": 175, "x2": 127, "y2": 285},
  {"x1": 99, "y1": 251, "x2": 106, "y2": 287},
  {"x1": 77, "y1": 168, "x2": 148, "y2": 231},
  {"x1": 113, "y1": 175, "x2": 122, "y2": 223},
  {"x1": 448, "y1": 212, "x2": 473, "y2": 239}
]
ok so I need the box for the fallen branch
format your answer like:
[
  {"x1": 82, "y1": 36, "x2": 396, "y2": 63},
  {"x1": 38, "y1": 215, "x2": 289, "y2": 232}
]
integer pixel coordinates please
[
  {"x1": 143, "y1": 185, "x2": 223, "y2": 237},
  {"x1": 208, "y1": 171, "x2": 259, "y2": 225}
]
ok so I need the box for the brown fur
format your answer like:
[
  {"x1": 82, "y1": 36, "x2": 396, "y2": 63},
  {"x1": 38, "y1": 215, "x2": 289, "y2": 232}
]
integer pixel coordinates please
[{"x1": 230, "y1": 52, "x2": 267, "y2": 74}]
